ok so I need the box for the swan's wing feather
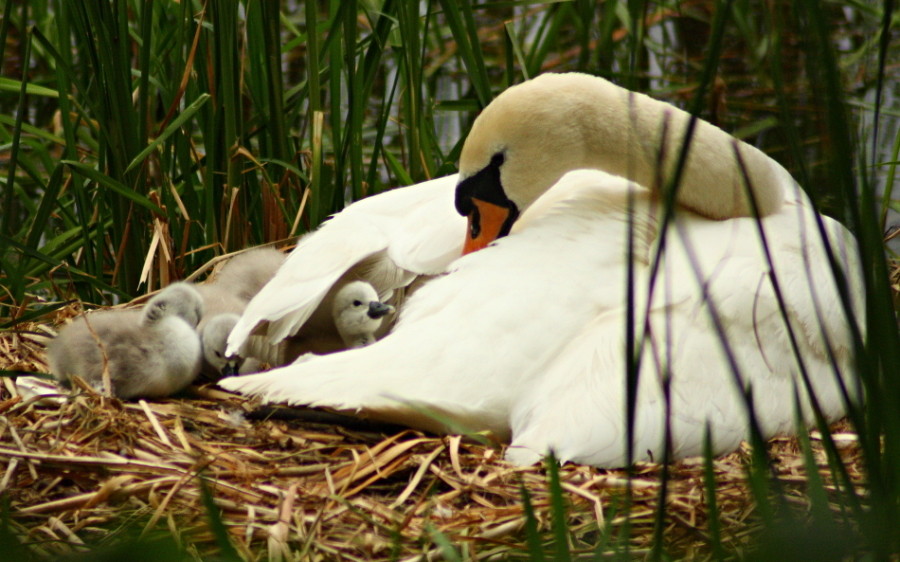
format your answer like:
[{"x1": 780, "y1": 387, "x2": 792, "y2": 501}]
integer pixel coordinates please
[
  {"x1": 227, "y1": 175, "x2": 463, "y2": 358},
  {"x1": 218, "y1": 346, "x2": 508, "y2": 437},
  {"x1": 385, "y1": 177, "x2": 466, "y2": 274},
  {"x1": 225, "y1": 172, "x2": 657, "y2": 449}
]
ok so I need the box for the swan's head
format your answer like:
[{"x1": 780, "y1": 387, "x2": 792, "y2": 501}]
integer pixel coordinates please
[
  {"x1": 456, "y1": 72, "x2": 786, "y2": 253},
  {"x1": 456, "y1": 73, "x2": 606, "y2": 253},
  {"x1": 142, "y1": 282, "x2": 204, "y2": 327},
  {"x1": 199, "y1": 313, "x2": 242, "y2": 376},
  {"x1": 332, "y1": 281, "x2": 395, "y2": 349}
]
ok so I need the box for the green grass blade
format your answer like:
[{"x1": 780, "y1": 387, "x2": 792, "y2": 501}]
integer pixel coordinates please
[
  {"x1": 427, "y1": 524, "x2": 463, "y2": 562},
  {"x1": 1, "y1": 30, "x2": 33, "y2": 239},
  {"x1": 0, "y1": 78, "x2": 59, "y2": 98},
  {"x1": 520, "y1": 484, "x2": 546, "y2": 560},
  {"x1": 436, "y1": 0, "x2": 492, "y2": 107},
  {"x1": 62, "y1": 160, "x2": 163, "y2": 214},
  {"x1": 504, "y1": 22, "x2": 530, "y2": 80},
  {"x1": 702, "y1": 425, "x2": 726, "y2": 561},
  {"x1": 545, "y1": 455, "x2": 571, "y2": 562},
  {"x1": 197, "y1": 477, "x2": 241, "y2": 561},
  {"x1": 124, "y1": 93, "x2": 210, "y2": 174}
]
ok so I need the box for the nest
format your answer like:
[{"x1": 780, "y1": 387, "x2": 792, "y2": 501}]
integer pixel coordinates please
[{"x1": 0, "y1": 308, "x2": 868, "y2": 560}]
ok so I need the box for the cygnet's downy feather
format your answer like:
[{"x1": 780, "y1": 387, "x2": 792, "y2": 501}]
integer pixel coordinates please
[
  {"x1": 331, "y1": 281, "x2": 395, "y2": 349},
  {"x1": 193, "y1": 247, "x2": 285, "y2": 378},
  {"x1": 212, "y1": 246, "x2": 285, "y2": 302},
  {"x1": 267, "y1": 280, "x2": 395, "y2": 362},
  {"x1": 47, "y1": 282, "x2": 204, "y2": 399},
  {"x1": 197, "y1": 313, "x2": 266, "y2": 377}
]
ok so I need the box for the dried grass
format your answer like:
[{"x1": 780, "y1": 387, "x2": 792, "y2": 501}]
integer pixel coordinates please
[{"x1": 0, "y1": 305, "x2": 869, "y2": 560}]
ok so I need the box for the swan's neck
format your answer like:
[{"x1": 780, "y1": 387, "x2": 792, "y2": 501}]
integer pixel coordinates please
[
  {"x1": 578, "y1": 81, "x2": 788, "y2": 219},
  {"x1": 461, "y1": 74, "x2": 790, "y2": 221},
  {"x1": 342, "y1": 333, "x2": 376, "y2": 349}
]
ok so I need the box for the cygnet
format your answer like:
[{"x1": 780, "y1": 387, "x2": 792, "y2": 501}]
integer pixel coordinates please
[
  {"x1": 197, "y1": 313, "x2": 265, "y2": 377},
  {"x1": 251, "y1": 280, "x2": 396, "y2": 365},
  {"x1": 209, "y1": 247, "x2": 285, "y2": 302},
  {"x1": 193, "y1": 247, "x2": 284, "y2": 378},
  {"x1": 46, "y1": 282, "x2": 204, "y2": 399},
  {"x1": 332, "y1": 280, "x2": 395, "y2": 349}
]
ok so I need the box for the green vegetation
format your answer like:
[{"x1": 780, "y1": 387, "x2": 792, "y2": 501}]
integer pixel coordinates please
[{"x1": 1, "y1": 0, "x2": 898, "y2": 559}]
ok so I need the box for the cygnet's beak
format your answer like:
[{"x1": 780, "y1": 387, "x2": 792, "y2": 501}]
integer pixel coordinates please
[
  {"x1": 221, "y1": 356, "x2": 243, "y2": 378},
  {"x1": 367, "y1": 301, "x2": 395, "y2": 320}
]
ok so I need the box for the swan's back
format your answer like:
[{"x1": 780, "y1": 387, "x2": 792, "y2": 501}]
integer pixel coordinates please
[{"x1": 507, "y1": 184, "x2": 864, "y2": 466}]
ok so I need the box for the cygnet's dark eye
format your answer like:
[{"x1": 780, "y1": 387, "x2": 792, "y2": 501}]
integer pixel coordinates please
[
  {"x1": 215, "y1": 351, "x2": 223, "y2": 358},
  {"x1": 352, "y1": 300, "x2": 363, "y2": 307}
]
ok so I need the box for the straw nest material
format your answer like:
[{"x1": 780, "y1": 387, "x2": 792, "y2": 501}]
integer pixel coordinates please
[{"x1": 0, "y1": 303, "x2": 869, "y2": 560}]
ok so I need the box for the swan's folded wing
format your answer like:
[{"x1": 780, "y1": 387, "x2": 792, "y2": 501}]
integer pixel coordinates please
[
  {"x1": 227, "y1": 175, "x2": 464, "y2": 358},
  {"x1": 217, "y1": 347, "x2": 509, "y2": 438},
  {"x1": 386, "y1": 177, "x2": 466, "y2": 274}
]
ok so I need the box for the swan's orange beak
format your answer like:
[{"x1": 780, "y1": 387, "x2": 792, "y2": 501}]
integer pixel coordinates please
[{"x1": 463, "y1": 198, "x2": 514, "y2": 255}]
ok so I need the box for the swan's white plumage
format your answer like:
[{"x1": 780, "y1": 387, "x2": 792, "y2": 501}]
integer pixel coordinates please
[
  {"x1": 459, "y1": 73, "x2": 787, "y2": 220},
  {"x1": 219, "y1": 73, "x2": 864, "y2": 467},
  {"x1": 505, "y1": 180, "x2": 863, "y2": 466},
  {"x1": 226, "y1": 174, "x2": 465, "y2": 361}
]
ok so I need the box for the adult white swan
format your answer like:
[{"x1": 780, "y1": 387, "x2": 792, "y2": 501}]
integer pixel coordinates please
[
  {"x1": 225, "y1": 174, "x2": 465, "y2": 365},
  {"x1": 220, "y1": 73, "x2": 864, "y2": 467}
]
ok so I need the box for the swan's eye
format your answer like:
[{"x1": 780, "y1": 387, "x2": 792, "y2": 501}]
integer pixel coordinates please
[
  {"x1": 352, "y1": 300, "x2": 363, "y2": 307},
  {"x1": 215, "y1": 351, "x2": 223, "y2": 358}
]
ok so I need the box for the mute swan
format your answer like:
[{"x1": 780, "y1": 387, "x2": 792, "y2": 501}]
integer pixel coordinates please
[
  {"x1": 220, "y1": 73, "x2": 864, "y2": 467},
  {"x1": 225, "y1": 174, "x2": 466, "y2": 364},
  {"x1": 48, "y1": 282, "x2": 204, "y2": 399}
]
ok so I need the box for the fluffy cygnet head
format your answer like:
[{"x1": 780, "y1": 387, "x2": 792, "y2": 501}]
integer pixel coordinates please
[
  {"x1": 332, "y1": 281, "x2": 395, "y2": 349},
  {"x1": 143, "y1": 282, "x2": 204, "y2": 328},
  {"x1": 199, "y1": 313, "x2": 241, "y2": 377}
]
